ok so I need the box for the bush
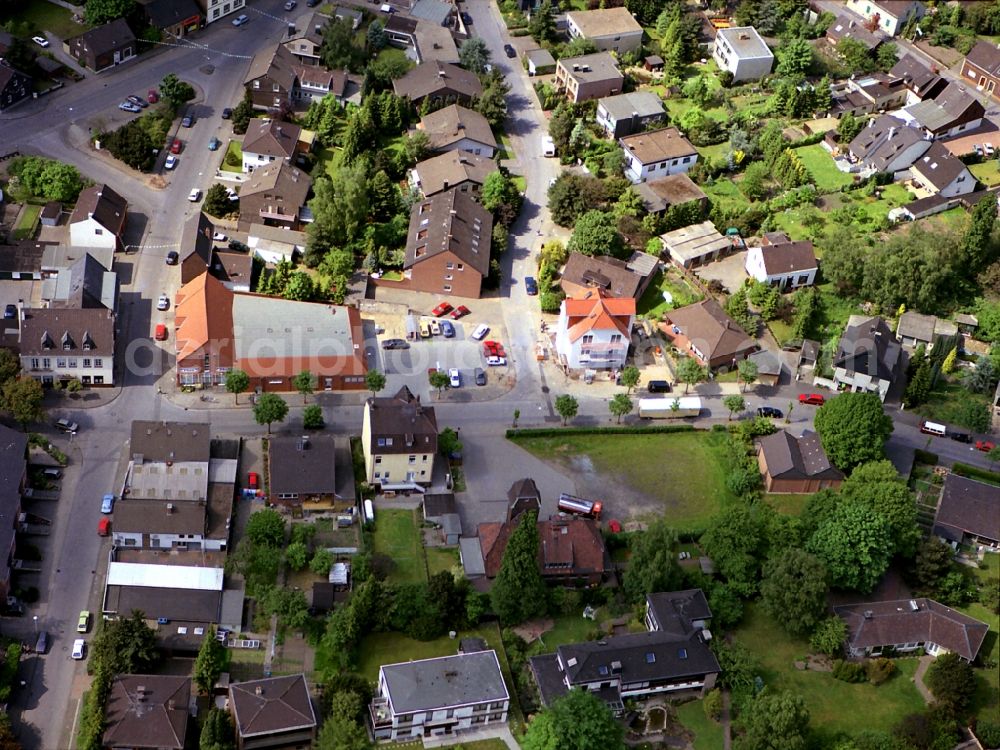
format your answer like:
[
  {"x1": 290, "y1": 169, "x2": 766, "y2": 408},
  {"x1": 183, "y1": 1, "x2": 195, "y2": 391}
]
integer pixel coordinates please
[
  {"x1": 832, "y1": 659, "x2": 867, "y2": 683},
  {"x1": 975, "y1": 721, "x2": 1000, "y2": 748},
  {"x1": 865, "y1": 657, "x2": 896, "y2": 686},
  {"x1": 539, "y1": 289, "x2": 565, "y2": 313},
  {"x1": 507, "y1": 425, "x2": 698, "y2": 439},
  {"x1": 951, "y1": 462, "x2": 1000, "y2": 486},
  {"x1": 810, "y1": 616, "x2": 847, "y2": 657}
]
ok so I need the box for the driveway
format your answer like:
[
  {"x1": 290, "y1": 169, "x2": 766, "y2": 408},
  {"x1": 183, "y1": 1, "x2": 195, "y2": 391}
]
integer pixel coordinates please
[{"x1": 694, "y1": 251, "x2": 748, "y2": 294}]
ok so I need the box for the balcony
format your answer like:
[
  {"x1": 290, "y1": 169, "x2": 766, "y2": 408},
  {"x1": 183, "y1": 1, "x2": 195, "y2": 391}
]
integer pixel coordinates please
[{"x1": 369, "y1": 697, "x2": 392, "y2": 729}]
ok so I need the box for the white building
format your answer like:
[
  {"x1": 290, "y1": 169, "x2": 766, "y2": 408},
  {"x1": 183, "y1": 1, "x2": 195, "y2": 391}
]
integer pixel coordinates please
[
  {"x1": 555, "y1": 292, "x2": 636, "y2": 370},
  {"x1": 713, "y1": 27, "x2": 774, "y2": 83},
  {"x1": 241, "y1": 117, "x2": 301, "y2": 173},
  {"x1": 199, "y1": 0, "x2": 247, "y2": 24},
  {"x1": 370, "y1": 651, "x2": 510, "y2": 742},
  {"x1": 19, "y1": 308, "x2": 115, "y2": 386},
  {"x1": 69, "y1": 184, "x2": 127, "y2": 253},
  {"x1": 620, "y1": 127, "x2": 698, "y2": 184},
  {"x1": 744, "y1": 240, "x2": 818, "y2": 290},
  {"x1": 910, "y1": 142, "x2": 976, "y2": 198},
  {"x1": 565, "y1": 7, "x2": 643, "y2": 55},
  {"x1": 845, "y1": 0, "x2": 925, "y2": 37}
]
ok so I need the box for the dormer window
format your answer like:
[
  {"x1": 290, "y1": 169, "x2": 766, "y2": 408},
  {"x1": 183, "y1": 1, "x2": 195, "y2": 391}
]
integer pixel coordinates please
[
  {"x1": 62, "y1": 331, "x2": 74, "y2": 350},
  {"x1": 82, "y1": 331, "x2": 94, "y2": 351},
  {"x1": 41, "y1": 331, "x2": 54, "y2": 350}
]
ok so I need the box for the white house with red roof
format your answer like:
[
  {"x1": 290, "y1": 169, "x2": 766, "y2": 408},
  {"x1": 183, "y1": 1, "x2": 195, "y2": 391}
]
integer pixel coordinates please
[{"x1": 555, "y1": 290, "x2": 636, "y2": 370}]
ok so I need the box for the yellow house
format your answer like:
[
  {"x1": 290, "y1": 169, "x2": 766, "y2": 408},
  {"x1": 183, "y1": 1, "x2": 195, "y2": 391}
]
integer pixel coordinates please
[{"x1": 362, "y1": 386, "x2": 438, "y2": 490}]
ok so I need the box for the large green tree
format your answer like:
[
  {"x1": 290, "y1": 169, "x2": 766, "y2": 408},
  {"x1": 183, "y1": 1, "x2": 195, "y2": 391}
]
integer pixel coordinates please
[
  {"x1": 306, "y1": 166, "x2": 369, "y2": 266},
  {"x1": 528, "y1": 0, "x2": 557, "y2": 44},
  {"x1": 458, "y1": 36, "x2": 491, "y2": 74},
  {"x1": 253, "y1": 393, "x2": 288, "y2": 434},
  {"x1": 676, "y1": 357, "x2": 706, "y2": 394},
  {"x1": 490, "y1": 511, "x2": 548, "y2": 625},
  {"x1": 91, "y1": 610, "x2": 159, "y2": 675},
  {"x1": 159, "y1": 73, "x2": 195, "y2": 108},
  {"x1": 925, "y1": 653, "x2": 975, "y2": 717},
  {"x1": 547, "y1": 172, "x2": 606, "y2": 226},
  {"x1": 813, "y1": 392, "x2": 893, "y2": 473},
  {"x1": 522, "y1": 688, "x2": 625, "y2": 750},
  {"x1": 701, "y1": 505, "x2": 770, "y2": 597},
  {"x1": 622, "y1": 519, "x2": 684, "y2": 603},
  {"x1": 567, "y1": 210, "x2": 625, "y2": 259},
  {"x1": 321, "y1": 17, "x2": 364, "y2": 72},
  {"x1": 737, "y1": 690, "x2": 810, "y2": 750},
  {"x1": 776, "y1": 38, "x2": 814, "y2": 76},
  {"x1": 245, "y1": 508, "x2": 285, "y2": 547},
  {"x1": 960, "y1": 190, "x2": 998, "y2": 274},
  {"x1": 760, "y1": 548, "x2": 828, "y2": 637},
  {"x1": 807, "y1": 501, "x2": 891, "y2": 593},
  {"x1": 2, "y1": 378, "x2": 43, "y2": 430},
  {"x1": 199, "y1": 707, "x2": 235, "y2": 750},
  {"x1": 554, "y1": 394, "x2": 579, "y2": 425},
  {"x1": 194, "y1": 627, "x2": 228, "y2": 695},
  {"x1": 224, "y1": 369, "x2": 249, "y2": 405},
  {"x1": 840, "y1": 460, "x2": 920, "y2": 558}
]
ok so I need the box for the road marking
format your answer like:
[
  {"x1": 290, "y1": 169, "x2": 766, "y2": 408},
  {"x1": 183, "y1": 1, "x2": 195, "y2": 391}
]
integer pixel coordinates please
[{"x1": 69, "y1": 695, "x2": 83, "y2": 748}]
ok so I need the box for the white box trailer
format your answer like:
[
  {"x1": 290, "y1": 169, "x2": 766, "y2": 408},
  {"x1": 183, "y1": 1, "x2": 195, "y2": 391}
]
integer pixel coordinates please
[{"x1": 638, "y1": 396, "x2": 702, "y2": 419}]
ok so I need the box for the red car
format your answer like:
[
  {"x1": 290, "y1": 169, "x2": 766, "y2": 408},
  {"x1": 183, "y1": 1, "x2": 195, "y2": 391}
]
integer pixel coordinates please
[
  {"x1": 976, "y1": 440, "x2": 996, "y2": 452},
  {"x1": 483, "y1": 341, "x2": 506, "y2": 357},
  {"x1": 147, "y1": 89, "x2": 159, "y2": 103},
  {"x1": 248, "y1": 471, "x2": 259, "y2": 490},
  {"x1": 450, "y1": 305, "x2": 471, "y2": 320},
  {"x1": 97, "y1": 517, "x2": 111, "y2": 537},
  {"x1": 798, "y1": 393, "x2": 825, "y2": 406},
  {"x1": 154, "y1": 323, "x2": 167, "y2": 341},
  {"x1": 170, "y1": 139, "x2": 182, "y2": 154},
  {"x1": 432, "y1": 301, "x2": 454, "y2": 317}
]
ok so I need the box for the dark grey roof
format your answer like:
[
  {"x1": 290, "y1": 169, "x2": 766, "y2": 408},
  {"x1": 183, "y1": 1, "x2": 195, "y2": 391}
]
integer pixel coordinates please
[
  {"x1": 560, "y1": 252, "x2": 650, "y2": 299},
  {"x1": 459, "y1": 637, "x2": 488, "y2": 654},
  {"x1": 966, "y1": 40, "x2": 1000, "y2": 77},
  {"x1": 392, "y1": 61, "x2": 482, "y2": 102},
  {"x1": 130, "y1": 421, "x2": 211, "y2": 463},
  {"x1": 106, "y1": 585, "x2": 222, "y2": 622},
  {"x1": 69, "y1": 183, "x2": 127, "y2": 234},
  {"x1": 180, "y1": 212, "x2": 215, "y2": 267},
  {"x1": 834, "y1": 316, "x2": 901, "y2": 382},
  {"x1": 506, "y1": 478, "x2": 540, "y2": 522},
  {"x1": 634, "y1": 174, "x2": 707, "y2": 214},
  {"x1": 748, "y1": 349, "x2": 783, "y2": 377},
  {"x1": 113, "y1": 499, "x2": 206, "y2": 535},
  {"x1": 18, "y1": 308, "x2": 115, "y2": 357},
  {"x1": 906, "y1": 81, "x2": 985, "y2": 134},
  {"x1": 933, "y1": 474, "x2": 1000, "y2": 544},
  {"x1": 380, "y1": 650, "x2": 508, "y2": 714},
  {"x1": 423, "y1": 492, "x2": 457, "y2": 518},
  {"x1": 405, "y1": 188, "x2": 492, "y2": 276},
  {"x1": 598, "y1": 91, "x2": 665, "y2": 122},
  {"x1": 912, "y1": 141, "x2": 970, "y2": 191},
  {"x1": 230, "y1": 675, "x2": 317, "y2": 738},
  {"x1": 896, "y1": 311, "x2": 937, "y2": 342},
  {"x1": 67, "y1": 18, "x2": 136, "y2": 55},
  {"x1": 366, "y1": 386, "x2": 438, "y2": 455},
  {"x1": 758, "y1": 430, "x2": 845, "y2": 480},
  {"x1": 103, "y1": 674, "x2": 190, "y2": 750},
  {"x1": 0, "y1": 240, "x2": 49, "y2": 274},
  {"x1": 53, "y1": 252, "x2": 115, "y2": 309},
  {"x1": 136, "y1": 0, "x2": 201, "y2": 28},
  {"x1": 827, "y1": 12, "x2": 885, "y2": 50},
  {"x1": 268, "y1": 434, "x2": 336, "y2": 496},
  {"x1": 758, "y1": 240, "x2": 817, "y2": 276},
  {"x1": 646, "y1": 590, "x2": 712, "y2": 636},
  {"x1": 849, "y1": 115, "x2": 928, "y2": 171},
  {"x1": 890, "y1": 54, "x2": 945, "y2": 98}
]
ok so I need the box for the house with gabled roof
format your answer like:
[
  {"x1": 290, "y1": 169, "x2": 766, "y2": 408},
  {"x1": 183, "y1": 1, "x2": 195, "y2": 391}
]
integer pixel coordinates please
[
  {"x1": 64, "y1": 18, "x2": 137, "y2": 72},
  {"x1": 847, "y1": 115, "x2": 930, "y2": 175},
  {"x1": 241, "y1": 117, "x2": 304, "y2": 172},
  {"x1": 903, "y1": 81, "x2": 985, "y2": 140},
  {"x1": 757, "y1": 430, "x2": 844, "y2": 493},
  {"x1": 69, "y1": 183, "x2": 128, "y2": 252},
  {"x1": 559, "y1": 251, "x2": 658, "y2": 302},
  {"x1": 19, "y1": 307, "x2": 115, "y2": 386},
  {"x1": 136, "y1": 0, "x2": 202, "y2": 37},
  {"x1": 283, "y1": 11, "x2": 328, "y2": 65},
  {"x1": 392, "y1": 61, "x2": 482, "y2": 108},
  {"x1": 229, "y1": 674, "x2": 317, "y2": 750},
  {"x1": 832, "y1": 315, "x2": 901, "y2": 402},
  {"x1": 410, "y1": 150, "x2": 494, "y2": 197},
  {"x1": 663, "y1": 298, "x2": 757, "y2": 370},
  {"x1": 932, "y1": 473, "x2": 1000, "y2": 550},
  {"x1": 835, "y1": 597, "x2": 988, "y2": 662},
  {"x1": 362, "y1": 386, "x2": 438, "y2": 490},
  {"x1": 910, "y1": 141, "x2": 976, "y2": 198},
  {"x1": 244, "y1": 44, "x2": 299, "y2": 110},
  {"x1": 845, "y1": 0, "x2": 925, "y2": 37},
  {"x1": 530, "y1": 590, "x2": 719, "y2": 714},
  {"x1": 417, "y1": 104, "x2": 497, "y2": 157},
  {"x1": 102, "y1": 674, "x2": 192, "y2": 750},
  {"x1": 238, "y1": 162, "x2": 312, "y2": 231},
  {"x1": 891, "y1": 54, "x2": 947, "y2": 104},
  {"x1": 963, "y1": 40, "x2": 1000, "y2": 102},
  {"x1": 744, "y1": 237, "x2": 818, "y2": 290},
  {"x1": 555, "y1": 290, "x2": 635, "y2": 370},
  {"x1": 895, "y1": 311, "x2": 958, "y2": 350},
  {"x1": 268, "y1": 434, "x2": 351, "y2": 512},
  {"x1": 0, "y1": 61, "x2": 32, "y2": 111},
  {"x1": 826, "y1": 13, "x2": 886, "y2": 52}
]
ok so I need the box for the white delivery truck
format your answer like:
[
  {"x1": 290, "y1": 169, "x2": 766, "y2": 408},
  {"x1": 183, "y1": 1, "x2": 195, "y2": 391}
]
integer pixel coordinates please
[{"x1": 638, "y1": 396, "x2": 702, "y2": 419}]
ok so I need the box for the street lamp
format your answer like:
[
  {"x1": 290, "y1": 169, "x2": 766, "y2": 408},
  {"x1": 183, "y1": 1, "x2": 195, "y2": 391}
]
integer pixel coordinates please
[{"x1": 32, "y1": 615, "x2": 37, "y2": 635}]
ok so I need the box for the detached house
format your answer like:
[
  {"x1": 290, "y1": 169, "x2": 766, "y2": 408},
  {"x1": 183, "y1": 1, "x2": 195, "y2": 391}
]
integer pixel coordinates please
[
  {"x1": 910, "y1": 141, "x2": 976, "y2": 198},
  {"x1": 757, "y1": 430, "x2": 844, "y2": 493},
  {"x1": 136, "y1": 0, "x2": 202, "y2": 37},
  {"x1": 891, "y1": 54, "x2": 947, "y2": 104},
  {"x1": 283, "y1": 12, "x2": 327, "y2": 65},
  {"x1": 362, "y1": 386, "x2": 438, "y2": 490},
  {"x1": 417, "y1": 104, "x2": 497, "y2": 157},
  {"x1": 744, "y1": 236, "x2": 818, "y2": 290},
  {"x1": 932, "y1": 474, "x2": 1000, "y2": 550},
  {"x1": 370, "y1": 651, "x2": 509, "y2": 742},
  {"x1": 826, "y1": 13, "x2": 885, "y2": 53},
  {"x1": 904, "y1": 81, "x2": 985, "y2": 141},
  {"x1": 895, "y1": 311, "x2": 958, "y2": 350},
  {"x1": 410, "y1": 151, "x2": 494, "y2": 197},
  {"x1": 621, "y1": 127, "x2": 698, "y2": 184},
  {"x1": 403, "y1": 188, "x2": 492, "y2": 298},
  {"x1": 712, "y1": 26, "x2": 773, "y2": 83},
  {"x1": 69, "y1": 184, "x2": 128, "y2": 252},
  {"x1": 244, "y1": 44, "x2": 298, "y2": 110},
  {"x1": 530, "y1": 590, "x2": 720, "y2": 714},
  {"x1": 64, "y1": 18, "x2": 137, "y2": 72},
  {"x1": 392, "y1": 61, "x2": 482, "y2": 108},
  {"x1": 596, "y1": 91, "x2": 666, "y2": 138},
  {"x1": 0, "y1": 61, "x2": 32, "y2": 111},
  {"x1": 832, "y1": 315, "x2": 901, "y2": 402},
  {"x1": 268, "y1": 434, "x2": 352, "y2": 513},
  {"x1": 845, "y1": 0, "x2": 925, "y2": 36},
  {"x1": 241, "y1": 117, "x2": 304, "y2": 173},
  {"x1": 554, "y1": 52, "x2": 624, "y2": 104},
  {"x1": 237, "y1": 162, "x2": 312, "y2": 232},
  {"x1": 229, "y1": 675, "x2": 317, "y2": 750},
  {"x1": 963, "y1": 41, "x2": 1000, "y2": 101},
  {"x1": 555, "y1": 291, "x2": 635, "y2": 371},
  {"x1": 559, "y1": 251, "x2": 658, "y2": 302},
  {"x1": 664, "y1": 299, "x2": 757, "y2": 370},
  {"x1": 102, "y1": 675, "x2": 191, "y2": 750},
  {"x1": 848, "y1": 115, "x2": 930, "y2": 175},
  {"x1": 565, "y1": 7, "x2": 643, "y2": 55}
]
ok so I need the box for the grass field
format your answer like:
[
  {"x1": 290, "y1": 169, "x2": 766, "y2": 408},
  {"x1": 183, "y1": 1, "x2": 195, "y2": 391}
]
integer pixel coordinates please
[
  {"x1": 426, "y1": 546, "x2": 460, "y2": 577},
  {"x1": 769, "y1": 183, "x2": 914, "y2": 243},
  {"x1": 513, "y1": 431, "x2": 737, "y2": 530},
  {"x1": 13, "y1": 203, "x2": 40, "y2": 241},
  {"x1": 1, "y1": 2, "x2": 88, "y2": 39},
  {"x1": 915, "y1": 380, "x2": 991, "y2": 431},
  {"x1": 765, "y1": 493, "x2": 812, "y2": 515},
  {"x1": 221, "y1": 140, "x2": 242, "y2": 174},
  {"x1": 676, "y1": 699, "x2": 725, "y2": 750},
  {"x1": 702, "y1": 177, "x2": 752, "y2": 213},
  {"x1": 734, "y1": 604, "x2": 925, "y2": 740},
  {"x1": 372, "y1": 509, "x2": 426, "y2": 585},
  {"x1": 637, "y1": 268, "x2": 704, "y2": 319},
  {"x1": 958, "y1": 554, "x2": 999, "y2": 722},
  {"x1": 971, "y1": 159, "x2": 1000, "y2": 187},
  {"x1": 795, "y1": 144, "x2": 854, "y2": 193},
  {"x1": 803, "y1": 283, "x2": 861, "y2": 354},
  {"x1": 534, "y1": 612, "x2": 604, "y2": 652}
]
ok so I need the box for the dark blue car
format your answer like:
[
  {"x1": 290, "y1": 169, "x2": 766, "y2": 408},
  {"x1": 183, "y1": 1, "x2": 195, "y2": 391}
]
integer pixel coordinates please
[{"x1": 525, "y1": 277, "x2": 538, "y2": 295}]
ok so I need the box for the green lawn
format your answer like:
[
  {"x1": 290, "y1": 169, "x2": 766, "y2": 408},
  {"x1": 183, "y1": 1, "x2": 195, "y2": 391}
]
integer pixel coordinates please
[
  {"x1": 313, "y1": 146, "x2": 340, "y2": 179},
  {"x1": 957, "y1": 554, "x2": 999, "y2": 722},
  {"x1": 375, "y1": 46, "x2": 413, "y2": 71},
  {"x1": 764, "y1": 493, "x2": 812, "y2": 515},
  {"x1": 770, "y1": 183, "x2": 914, "y2": 243},
  {"x1": 802, "y1": 283, "x2": 860, "y2": 356},
  {"x1": 372, "y1": 509, "x2": 426, "y2": 585},
  {"x1": 702, "y1": 178, "x2": 751, "y2": 213},
  {"x1": 795, "y1": 144, "x2": 854, "y2": 193},
  {"x1": 512, "y1": 175, "x2": 527, "y2": 193},
  {"x1": 497, "y1": 132, "x2": 515, "y2": 161},
  {"x1": 512, "y1": 432, "x2": 737, "y2": 531},
  {"x1": 676, "y1": 699, "x2": 725, "y2": 750},
  {"x1": 733, "y1": 604, "x2": 926, "y2": 740},
  {"x1": 2, "y1": 2, "x2": 88, "y2": 39},
  {"x1": 696, "y1": 141, "x2": 732, "y2": 168},
  {"x1": 769, "y1": 317, "x2": 795, "y2": 346},
  {"x1": 970, "y1": 159, "x2": 1000, "y2": 187},
  {"x1": 915, "y1": 379, "x2": 991, "y2": 431},
  {"x1": 426, "y1": 546, "x2": 460, "y2": 577},
  {"x1": 13, "y1": 203, "x2": 41, "y2": 240},
  {"x1": 535, "y1": 612, "x2": 604, "y2": 652},
  {"x1": 221, "y1": 140, "x2": 243, "y2": 174},
  {"x1": 637, "y1": 267, "x2": 703, "y2": 319}
]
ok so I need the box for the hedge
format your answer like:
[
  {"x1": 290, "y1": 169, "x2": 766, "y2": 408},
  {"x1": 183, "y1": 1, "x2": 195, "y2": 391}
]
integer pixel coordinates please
[
  {"x1": 950, "y1": 462, "x2": 1000, "y2": 486},
  {"x1": 507, "y1": 424, "x2": 698, "y2": 439}
]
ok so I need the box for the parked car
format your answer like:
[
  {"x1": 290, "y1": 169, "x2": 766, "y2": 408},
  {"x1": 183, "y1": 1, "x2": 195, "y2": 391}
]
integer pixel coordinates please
[
  {"x1": 987, "y1": 143, "x2": 996, "y2": 157},
  {"x1": 461, "y1": 11, "x2": 472, "y2": 25},
  {"x1": 525, "y1": 276, "x2": 538, "y2": 295},
  {"x1": 4, "y1": 304, "x2": 16, "y2": 319},
  {"x1": 504, "y1": 43, "x2": 516, "y2": 58},
  {"x1": 381, "y1": 338, "x2": 409, "y2": 350},
  {"x1": 284, "y1": 0, "x2": 297, "y2": 8},
  {"x1": 42, "y1": 468, "x2": 62, "y2": 480},
  {"x1": 432, "y1": 301, "x2": 454, "y2": 317},
  {"x1": 486, "y1": 355, "x2": 506, "y2": 366},
  {"x1": 98, "y1": 517, "x2": 110, "y2": 536},
  {"x1": 474, "y1": 367, "x2": 486, "y2": 386},
  {"x1": 78, "y1": 611, "x2": 90, "y2": 633},
  {"x1": 31, "y1": 36, "x2": 49, "y2": 47},
  {"x1": 147, "y1": 89, "x2": 159, "y2": 103},
  {"x1": 647, "y1": 380, "x2": 671, "y2": 394},
  {"x1": 440, "y1": 320, "x2": 455, "y2": 338},
  {"x1": 127, "y1": 95, "x2": 148, "y2": 108},
  {"x1": 164, "y1": 155, "x2": 177, "y2": 170},
  {"x1": 188, "y1": 188, "x2": 201, "y2": 202},
  {"x1": 101, "y1": 494, "x2": 115, "y2": 513},
  {"x1": 471, "y1": 323, "x2": 490, "y2": 340},
  {"x1": 221, "y1": 107, "x2": 232, "y2": 119},
  {"x1": 248, "y1": 471, "x2": 259, "y2": 490},
  {"x1": 232, "y1": 13, "x2": 249, "y2": 25},
  {"x1": 56, "y1": 418, "x2": 79, "y2": 433},
  {"x1": 157, "y1": 294, "x2": 170, "y2": 311},
  {"x1": 757, "y1": 406, "x2": 783, "y2": 418},
  {"x1": 72, "y1": 639, "x2": 85, "y2": 660},
  {"x1": 208, "y1": 137, "x2": 221, "y2": 151},
  {"x1": 976, "y1": 440, "x2": 996, "y2": 452},
  {"x1": 170, "y1": 139, "x2": 183, "y2": 154},
  {"x1": 165, "y1": 250, "x2": 179, "y2": 265},
  {"x1": 949, "y1": 431, "x2": 971, "y2": 443},
  {"x1": 118, "y1": 101, "x2": 141, "y2": 113},
  {"x1": 448, "y1": 368, "x2": 461, "y2": 387},
  {"x1": 483, "y1": 340, "x2": 506, "y2": 357},
  {"x1": 450, "y1": 305, "x2": 470, "y2": 319},
  {"x1": 429, "y1": 319, "x2": 441, "y2": 336},
  {"x1": 798, "y1": 393, "x2": 825, "y2": 406},
  {"x1": 213, "y1": 232, "x2": 227, "y2": 242},
  {"x1": 181, "y1": 114, "x2": 194, "y2": 127},
  {"x1": 975, "y1": 144, "x2": 984, "y2": 157},
  {"x1": 307, "y1": 0, "x2": 320, "y2": 5},
  {"x1": 154, "y1": 323, "x2": 167, "y2": 341}
]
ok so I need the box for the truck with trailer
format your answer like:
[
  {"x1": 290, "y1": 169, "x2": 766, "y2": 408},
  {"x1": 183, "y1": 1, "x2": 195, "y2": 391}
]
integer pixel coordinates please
[
  {"x1": 637, "y1": 396, "x2": 702, "y2": 419},
  {"x1": 558, "y1": 493, "x2": 603, "y2": 520}
]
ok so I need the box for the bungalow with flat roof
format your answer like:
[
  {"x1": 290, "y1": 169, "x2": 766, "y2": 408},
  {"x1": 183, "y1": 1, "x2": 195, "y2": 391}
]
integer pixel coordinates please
[
  {"x1": 596, "y1": 91, "x2": 666, "y2": 138},
  {"x1": 565, "y1": 7, "x2": 643, "y2": 55},
  {"x1": 103, "y1": 675, "x2": 191, "y2": 750},
  {"x1": 229, "y1": 674, "x2": 317, "y2": 750},
  {"x1": 744, "y1": 239, "x2": 818, "y2": 290},
  {"x1": 713, "y1": 26, "x2": 773, "y2": 83},
  {"x1": 268, "y1": 434, "x2": 349, "y2": 512},
  {"x1": 247, "y1": 223, "x2": 307, "y2": 265},
  {"x1": 530, "y1": 590, "x2": 720, "y2": 714},
  {"x1": 362, "y1": 386, "x2": 438, "y2": 489},
  {"x1": 903, "y1": 81, "x2": 985, "y2": 140},
  {"x1": 835, "y1": 597, "x2": 988, "y2": 661},
  {"x1": 895, "y1": 311, "x2": 958, "y2": 350},
  {"x1": 933, "y1": 473, "x2": 1000, "y2": 550},
  {"x1": 554, "y1": 52, "x2": 624, "y2": 104},
  {"x1": 833, "y1": 315, "x2": 901, "y2": 401},
  {"x1": 963, "y1": 40, "x2": 1000, "y2": 102},
  {"x1": 392, "y1": 61, "x2": 482, "y2": 107},
  {"x1": 757, "y1": 430, "x2": 844, "y2": 493},
  {"x1": 417, "y1": 104, "x2": 497, "y2": 157},
  {"x1": 559, "y1": 251, "x2": 658, "y2": 301},
  {"x1": 664, "y1": 298, "x2": 757, "y2": 370},
  {"x1": 102, "y1": 560, "x2": 224, "y2": 624},
  {"x1": 64, "y1": 18, "x2": 137, "y2": 72},
  {"x1": 910, "y1": 141, "x2": 976, "y2": 198},
  {"x1": 410, "y1": 150, "x2": 494, "y2": 197},
  {"x1": 658, "y1": 220, "x2": 731, "y2": 269},
  {"x1": 370, "y1": 651, "x2": 509, "y2": 742},
  {"x1": 621, "y1": 127, "x2": 698, "y2": 184},
  {"x1": 634, "y1": 174, "x2": 708, "y2": 217},
  {"x1": 69, "y1": 183, "x2": 128, "y2": 252}
]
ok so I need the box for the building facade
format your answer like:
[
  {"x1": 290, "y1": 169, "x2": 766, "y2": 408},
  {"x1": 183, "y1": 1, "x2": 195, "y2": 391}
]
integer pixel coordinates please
[
  {"x1": 362, "y1": 386, "x2": 438, "y2": 489},
  {"x1": 712, "y1": 26, "x2": 774, "y2": 83},
  {"x1": 555, "y1": 292, "x2": 635, "y2": 370}
]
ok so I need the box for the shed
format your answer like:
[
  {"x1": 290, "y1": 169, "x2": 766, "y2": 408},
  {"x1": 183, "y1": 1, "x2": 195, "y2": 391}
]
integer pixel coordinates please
[
  {"x1": 644, "y1": 55, "x2": 664, "y2": 71},
  {"x1": 799, "y1": 339, "x2": 820, "y2": 368},
  {"x1": 658, "y1": 221, "x2": 731, "y2": 269},
  {"x1": 39, "y1": 202, "x2": 61, "y2": 227},
  {"x1": 525, "y1": 48, "x2": 556, "y2": 76},
  {"x1": 748, "y1": 349, "x2": 783, "y2": 386}
]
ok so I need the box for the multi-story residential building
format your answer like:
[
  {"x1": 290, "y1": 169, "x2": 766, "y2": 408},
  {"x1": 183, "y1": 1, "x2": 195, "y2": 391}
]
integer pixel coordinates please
[
  {"x1": 391, "y1": 60, "x2": 483, "y2": 107},
  {"x1": 410, "y1": 151, "x2": 494, "y2": 197},
  {"x1": 362, "y1": 386, "x2": 438, "y2": 489},
  {"x1": 64, "y1": 19, "x2": 136, "y2": 72},
  {"x1": 910, "y1": 141, "x2": 976, "y2": 198},
  {"x1": 744, "y1": 237, "x2": 818, "y2": 290},
  {"x1": 19, "y1": 308, "x2": 115, "y2": 385},
  {"x1": 229, "y1": 675, "x2": 317, "y2": 750},
  {"x1": 847, "y1": 115, "x2": 930, "y2": 175},
  {"x1": 832, "y1": 315, "x2": 901, "y2": 402},
  {"x1": 370, "y1": 651, "x2": 509, "y2": 742},
  {"x1": 565, "y1": 7, "x2": 643, "y2": 55},
  {"x1": 904, "y1": 81, "x2": 985, "y2": 140},
  {"x1": 555, "y1": 291, "x2": 636, "y2": 370},
  {"x1": 0, "y1": 61, "x2": 32, "y2": 111},
  {"x1": 962, "y1": 41, "x2": 1000, "y2": 101},
  {"x1": 237, "y1": 162, "x2": 312, "y2": 231},
  {"x1": 554, "y1": 52, "x2": 624, "y2": 103},
  {"x1": 712, "y1": 26, "x2": 774, "y2": 83},
  {"x1": 596, "y1": 91, "x2": 666, "y2": 138},
  {"x1": 620, "y1": 127, "x2": 698, "y2": 183},
  {"x1": 195, "y1": 0, "x2": 246, "y2": 25},
  {"x1": 0, "y1": 425, "x2": 27, "y2": 602}
]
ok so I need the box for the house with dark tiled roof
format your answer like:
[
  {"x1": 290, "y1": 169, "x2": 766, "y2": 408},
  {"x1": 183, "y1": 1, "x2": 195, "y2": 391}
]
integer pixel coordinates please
[
  {"x1": 835, "y1": 597, "x2": 989, "y2": 662},
  {"x1": 422, "y1": 492, "x2": 461, "y2": 544},
  {"x1": 891, "y1": 54, "x2": 947, "y2": 104},
  {"x1": 530, "y1": 590, "x2": 720, "y2": 714},
  {"x1": 392, "y1": 61, "x2": 482, "y2": 108},
  {"x1": 559, "y1": 251, "x2": 659, "y2": 302},
  {"x1": 241, "y1": 117, "x2": 304, "y2": 172},
  {"x1": 417, "y1": 104, "x2": 497, "y2": 157},
  {"x1": 932, "y1": 474, "x2": 1000, "y2": 550},
  {"x1": 910, "y1": 141, "x2": 976, "y2": 198},
  {"x1": 0, "y1": 61, "x2": 32, "y2": 112},
  {"x1": 136, "y1": 0, "x2": 202, "y2": 37},
  {"x1": 895, "y1": 311, "x2": 958, "y2": 350},
  {"x1": 229, "y1": 674, "x2": 317, "y2": 750},
  {"x1": 904, "y1": 81, "x2": 985, "y2": 140},
  {"x1": 237, "y1": 162, "x2": 312, "y2": 231},
  {"x1": 64, "y1": 18, "x2": 137, "y2": 72},
  {"x1": 826, "y1": 13, "x2": 886, "y2": 52},
  {"x1": 756, "y1": 430, "x2": 844, "y2": 493},
  {"x1": 962, "y1": 41, "x2": 1000, "y2": 102},
  {"x1": 596, "y1": 91, "x2": 666, "y2": 138},
  {"x1": 362, "y1": 386, "x2": 438, "y2": 489},
  {"x1": 832, "y1": 315, "x2": 901, "y2": 401},
  {"x1": 268, "y1": 434, "x2": 349, "y2": 512},
  {"x1": 283, "y1": 11, "x2": 328, "y2": 65},
  {"x1": 19, "y1": 307, "x2": 115, "y2": 386},
  {"x1": 744, "y1": 238, "x2": 818, "y2": 290},
  {"x1": 244, "y1": 44, "x2": 299, "y2": 110},
  {"x1": 664, "y1": 299, "x2": 757, "y2": 370},
  {"x1": 69, "y1": 183, "x2": 128, "y2": 252},
  {"x1": 847, "y1": 115, "x2": 931, "y2": 175},
  {"x1": 103, "y1": 674, "x2": 192, "y2": 750},
  {"x1": 0, "y1": 425, "x2": 27, "y2": 602},
  {"x1": 410, "y1": 150, "x2": 494, "y2": 197}
]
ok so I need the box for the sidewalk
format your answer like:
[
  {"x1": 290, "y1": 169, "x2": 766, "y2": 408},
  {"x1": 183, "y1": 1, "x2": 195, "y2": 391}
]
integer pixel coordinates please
[{"x1": 421, "y1": 725, "x2": 520, "y2": 749}]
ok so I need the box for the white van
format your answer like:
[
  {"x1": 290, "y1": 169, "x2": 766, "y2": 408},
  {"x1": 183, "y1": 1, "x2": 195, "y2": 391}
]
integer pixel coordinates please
[
  {"x1": 542, "y1": 136, "x2": 555, "y2": 157},
  {"x1": 919, "y1": 420, "x2": 947, "y2": 436}
]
